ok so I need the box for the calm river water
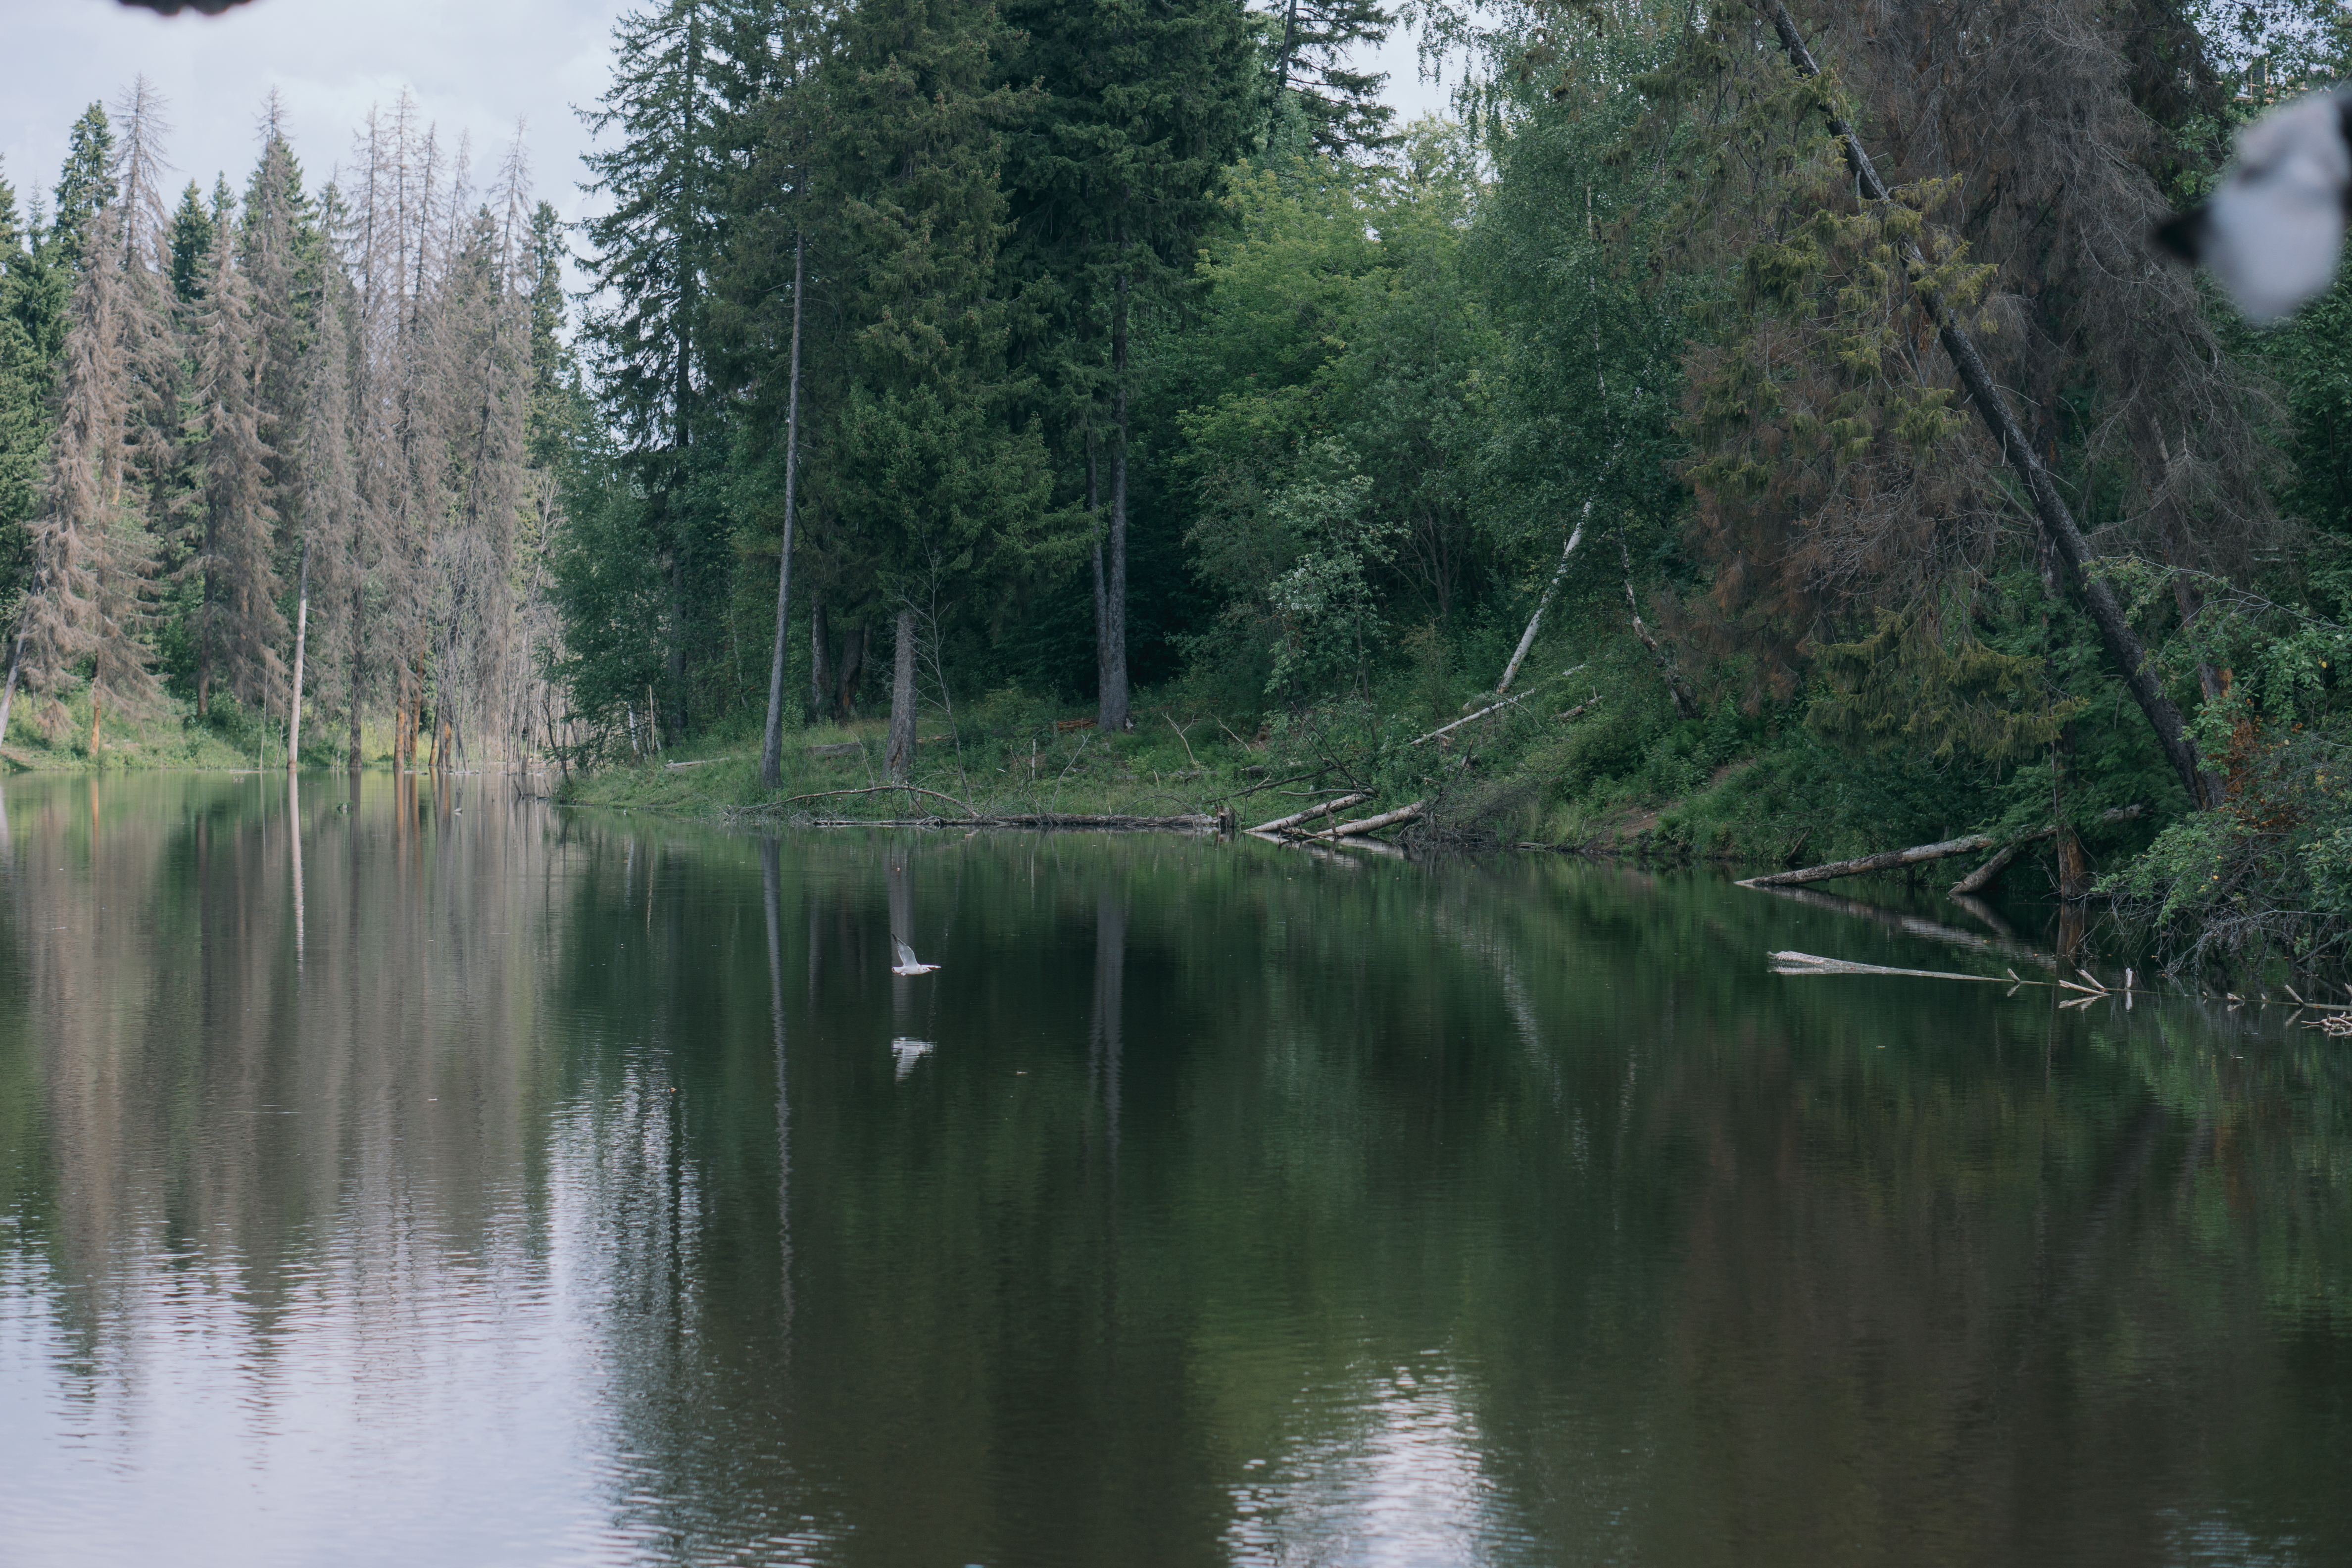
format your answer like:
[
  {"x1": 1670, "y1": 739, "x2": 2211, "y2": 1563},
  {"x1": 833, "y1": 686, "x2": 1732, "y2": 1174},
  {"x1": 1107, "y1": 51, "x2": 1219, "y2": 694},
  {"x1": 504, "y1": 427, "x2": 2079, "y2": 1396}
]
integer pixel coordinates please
[{"x1": 1, "y1": 772, "x2": 2348, "y2": 1566}]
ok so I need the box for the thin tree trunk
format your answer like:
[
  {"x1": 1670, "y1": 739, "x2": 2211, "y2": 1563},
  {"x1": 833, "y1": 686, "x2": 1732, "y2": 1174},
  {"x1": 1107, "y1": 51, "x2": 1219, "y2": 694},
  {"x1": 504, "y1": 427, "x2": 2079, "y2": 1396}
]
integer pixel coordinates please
[
  {"x1": 346, "y1": 589, "x2": 366, "y2": 770},
  {"x1": 1088, "y1": 428, "x2": 1106, "y2": 710},
  {"x1": 835, "y1": 626, "x2": 865, "y2": 720},
  {"x1": 759, "y1": 227, "x2": 808, "y2": 792},
  {"x1": 1759, "y1": 0, "x2": 2214, "y2": 811},
  {"x1": 884, "y1": 606, "x2": 917, "y2": 782},
  {"x1": 810, "y1": 597, "x2": 833, "y2": 722},
  {"x1": 286, "y1": 543, "x2": 310, "y2": 770},
  {"x1": 1100, "y1": 268, "x2": 1131, "y2": 731},
  {"x1": 89, "y1": 697, "x2": 102, "y2": 757}
]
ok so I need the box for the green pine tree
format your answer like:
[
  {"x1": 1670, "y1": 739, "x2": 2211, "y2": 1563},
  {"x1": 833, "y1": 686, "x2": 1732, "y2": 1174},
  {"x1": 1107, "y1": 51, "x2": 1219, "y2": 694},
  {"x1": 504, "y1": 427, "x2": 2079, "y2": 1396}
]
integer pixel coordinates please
[
  {"x1": 50, "y1": 103, "x2": 116, "y2": 272},
  {"x1": 1000, "y1": 0, "x2": 1259, "y2": 725},
  {"x1": 826, "y1": 0, "x2": 1070, "y2": 777},
  {"x1": 168, "y1": 180, "x2": 213, "y2": 303}
]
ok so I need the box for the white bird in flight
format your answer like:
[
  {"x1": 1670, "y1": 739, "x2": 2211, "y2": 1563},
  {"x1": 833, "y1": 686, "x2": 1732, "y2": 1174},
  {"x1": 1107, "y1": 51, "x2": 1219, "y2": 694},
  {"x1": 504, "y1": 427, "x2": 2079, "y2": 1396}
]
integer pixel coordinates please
[{"x1": 892, "y1": 937, "x2": 939, "y2": 977}]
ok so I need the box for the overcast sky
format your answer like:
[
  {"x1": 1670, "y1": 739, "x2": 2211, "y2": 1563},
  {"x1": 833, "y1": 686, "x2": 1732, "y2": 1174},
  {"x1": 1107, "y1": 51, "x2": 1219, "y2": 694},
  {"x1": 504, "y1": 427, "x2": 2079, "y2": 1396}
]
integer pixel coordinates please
[{"x1": 1, "y1": 0, "x2": 1458, "y2": 248}]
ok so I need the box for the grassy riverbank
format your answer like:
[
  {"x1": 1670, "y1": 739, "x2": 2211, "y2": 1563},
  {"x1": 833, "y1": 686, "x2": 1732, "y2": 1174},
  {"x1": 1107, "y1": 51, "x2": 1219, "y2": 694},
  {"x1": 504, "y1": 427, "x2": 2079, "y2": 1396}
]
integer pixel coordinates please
[
  {"x1": 552, "y1": 707, "x2": 1266, "y2": 823},
  {"x1": 0, "y1": 686, "x2": 395, "y2": 773}
]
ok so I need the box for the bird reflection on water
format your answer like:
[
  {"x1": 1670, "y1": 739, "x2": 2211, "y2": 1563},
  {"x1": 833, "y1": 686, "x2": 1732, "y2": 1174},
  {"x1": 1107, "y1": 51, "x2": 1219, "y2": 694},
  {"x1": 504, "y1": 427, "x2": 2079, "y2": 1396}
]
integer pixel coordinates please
[{"x1": 890, "y1": 1037, "x2": 936, "y2": 1080}]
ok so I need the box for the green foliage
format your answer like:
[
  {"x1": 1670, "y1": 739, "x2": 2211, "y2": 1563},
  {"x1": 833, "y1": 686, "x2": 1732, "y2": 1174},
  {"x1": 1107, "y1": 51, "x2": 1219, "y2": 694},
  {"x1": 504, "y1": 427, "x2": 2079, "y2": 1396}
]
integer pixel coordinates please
[{"x1": 1809, "y1": 607, "x2": 2082, "y2": 765}]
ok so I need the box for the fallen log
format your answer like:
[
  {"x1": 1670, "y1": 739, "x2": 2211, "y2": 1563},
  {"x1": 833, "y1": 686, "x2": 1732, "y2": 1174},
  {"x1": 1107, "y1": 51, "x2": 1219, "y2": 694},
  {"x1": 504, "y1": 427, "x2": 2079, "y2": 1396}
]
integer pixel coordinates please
[
  {"x1": 782, "y1": 784, "x2": 980, "y2": 818},
  {"x1": 1247, "y1": 791, "x2": 1372, "y2": 835},
  {"x1": 1737, "y1": 833, "x2": 1997, "y2": 889},
  {"x1": 1949, "y1": 806, "x2": 2145, "y2": 894},
  {"x1": 1313, "y1": 799, "x2": 1426, "y2": 840},
  {"x1": 811, "y1": 812, "x2": 1219, "y2": 831},
  {"x1": 666, "y1": 754, "x2": 741, "y2": 770},
  {"x1": 805, "y1": 742, "x2": 863, "y2": 758},
  {"x1": 1948, "y1": 832, "x2": 2047, "y2": 896}
]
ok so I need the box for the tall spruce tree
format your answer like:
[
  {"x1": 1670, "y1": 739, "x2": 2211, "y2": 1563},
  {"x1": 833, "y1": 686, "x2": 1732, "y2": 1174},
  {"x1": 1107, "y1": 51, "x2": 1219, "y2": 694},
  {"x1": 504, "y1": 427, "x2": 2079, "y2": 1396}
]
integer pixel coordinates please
[
  {"x1": 826, "y1": 0, "x2": 1063, "y2": 779},
  {"x1": 50, "y1": 105, "x2": 115, "y2": 273},
  {"x1": 191, "y1": 205, "x2": 283, "y2": 713},
  {"x1": 1260, "y1": 0, "x2": 1393, "y2": 156},
  {"x1": 580, "y1": 0, "x2": 759, "y2": 743},
  {"x1": 6, "y1": 81, "x2": 179, "y2": 748},
  {"x1": 167, "y1": 180, "x2": 212, "y2": 302},
  {"x1": 0, "y1": 170, "x2": 52, "y2": 645},
  {"x1": 1001, "y1": 0, "x2": 1257, "y2": 727}
]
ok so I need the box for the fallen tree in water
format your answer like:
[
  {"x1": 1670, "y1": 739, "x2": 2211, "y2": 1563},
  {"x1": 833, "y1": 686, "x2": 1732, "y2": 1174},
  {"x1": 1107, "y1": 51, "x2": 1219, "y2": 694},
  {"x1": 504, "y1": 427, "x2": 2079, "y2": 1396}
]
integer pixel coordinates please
[
  {"x1": 1740, "y1": 806, "x2": 2149, "y2": 891},
  {"x1": 1737, "y1": 833, "x2": 1997, "y2": 888}
]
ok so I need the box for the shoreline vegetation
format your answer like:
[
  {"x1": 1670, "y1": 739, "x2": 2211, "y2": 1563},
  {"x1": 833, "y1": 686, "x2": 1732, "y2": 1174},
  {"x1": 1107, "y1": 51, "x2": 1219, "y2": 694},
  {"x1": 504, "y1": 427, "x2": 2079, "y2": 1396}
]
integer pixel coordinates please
[{"x1": 10, "y1": 2, "x2": 2352, "y2": 990}]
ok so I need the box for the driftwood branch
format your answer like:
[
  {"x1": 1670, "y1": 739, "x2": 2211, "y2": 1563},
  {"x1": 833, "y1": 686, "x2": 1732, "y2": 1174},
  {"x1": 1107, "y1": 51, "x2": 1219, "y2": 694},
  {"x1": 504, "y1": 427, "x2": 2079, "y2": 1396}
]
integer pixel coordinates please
[
  {"x1": 1313, "y1": 799, "x2": 1427, "y2": 839},
  {"x1": 1248, "y1": 791, "x2": 1372, "y2": 835},
  {"x1": 1738, "y1": 833, "x2": 1996, "y2": 888}
]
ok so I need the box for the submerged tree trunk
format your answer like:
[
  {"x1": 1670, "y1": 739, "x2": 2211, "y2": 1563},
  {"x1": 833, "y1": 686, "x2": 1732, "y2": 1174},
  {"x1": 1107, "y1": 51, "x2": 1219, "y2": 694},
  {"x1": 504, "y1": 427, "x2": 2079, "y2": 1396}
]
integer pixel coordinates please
[
  {"x1": 1758, "y1": 0, "x2": 2214, "y2": 811},
  {"x1": 884, "y1": 606, "x2": 917, "y2": 782},
  {"x1": 286, "y1": 544, "x2": 310, "y2": 769},
  {"x1": 759, "y1": 228, "x2": 808, "y2": 792}
]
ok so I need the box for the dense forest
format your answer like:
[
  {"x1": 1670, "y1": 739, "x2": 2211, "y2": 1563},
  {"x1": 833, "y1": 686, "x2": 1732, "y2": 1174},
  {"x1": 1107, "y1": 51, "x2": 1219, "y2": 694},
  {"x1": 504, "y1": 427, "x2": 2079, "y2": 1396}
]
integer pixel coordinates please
[{"x1": 5, "y1": 0, "x2": 2352, "y2": 976}]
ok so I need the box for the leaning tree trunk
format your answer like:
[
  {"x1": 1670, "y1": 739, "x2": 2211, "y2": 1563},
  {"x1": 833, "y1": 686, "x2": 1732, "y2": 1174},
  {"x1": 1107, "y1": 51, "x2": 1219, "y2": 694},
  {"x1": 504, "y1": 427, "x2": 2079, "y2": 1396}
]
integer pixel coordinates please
[
  {"x1": 1758, "y1": 0, "x2": 2215, "y2": 811},
  {"x1": 758, "y1": 227, "x2": 808, "y2": 793},
  {"x1": 883, "y1": 607, "x2": 917, "y2": 783}
]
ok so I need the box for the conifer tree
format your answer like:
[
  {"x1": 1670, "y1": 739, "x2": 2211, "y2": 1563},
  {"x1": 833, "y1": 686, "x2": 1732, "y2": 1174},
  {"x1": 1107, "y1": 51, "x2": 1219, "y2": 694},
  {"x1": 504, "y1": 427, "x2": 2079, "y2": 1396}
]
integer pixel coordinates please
[
  {"x1": 0, "y1": 171, "x2": 51, "y2": 638},
  {"x1": 168, "y1": 180, "x2": 212, "y2": 302},
  {"x1": 1001, "y1": 0, "x2": 1257, "y2": 727},
  {"x1": 580, "y1": 0, "x2": 758, "y2": 743},
  {"x1": 826, "y1": 0, "x2": 1064, "y2": 779},
  {"x1": 6, "y1": 81, "x2": 180, "y2": 750},
  {"x1": 190, "y1": 206, "x2": 283, "y2": 712},
  {"x1": 1261, "y1": 0, "x2": 1393, "y2": 156},
  {"x1": 49, "y1": 105, "x2": 115, "y2": 272}
]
